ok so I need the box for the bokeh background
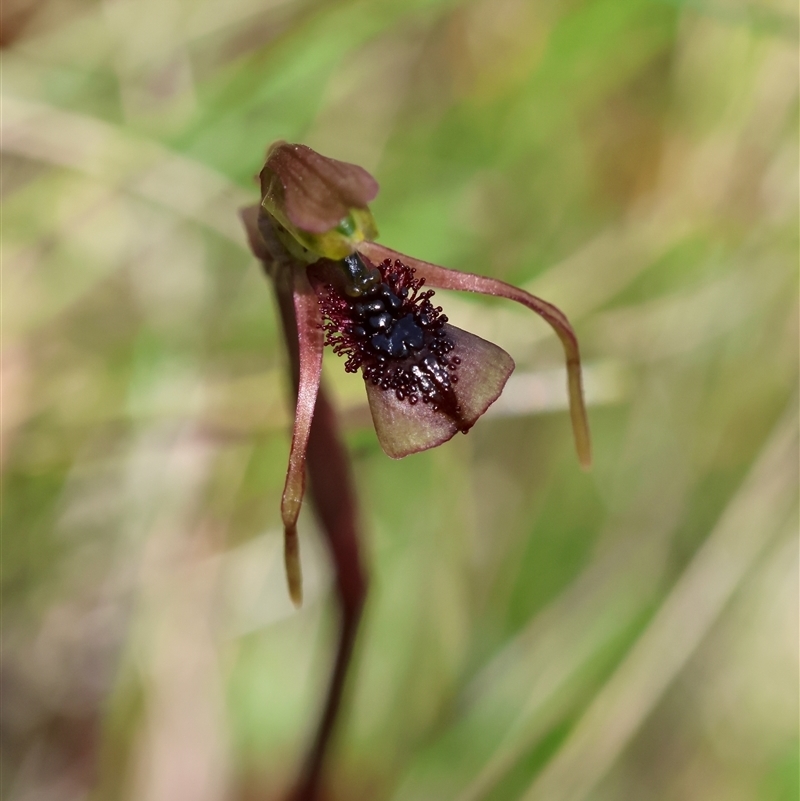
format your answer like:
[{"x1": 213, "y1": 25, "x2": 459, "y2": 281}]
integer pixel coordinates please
[{"x1": 2, "y1": 0, "x2": 798, "y2": 799}]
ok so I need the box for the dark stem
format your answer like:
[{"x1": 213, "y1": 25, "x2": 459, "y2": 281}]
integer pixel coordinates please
[
  {"x1": 292, "y1": 390, "x2": 367, "y2": 801},
  {"x1": 267, "y1": 225, "x2": 368, "y2": 801}
]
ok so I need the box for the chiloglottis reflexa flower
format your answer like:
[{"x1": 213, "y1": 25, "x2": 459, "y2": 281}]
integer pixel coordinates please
[{"x1": 241, "y1": 141, "x2": 592, "y2": 607}]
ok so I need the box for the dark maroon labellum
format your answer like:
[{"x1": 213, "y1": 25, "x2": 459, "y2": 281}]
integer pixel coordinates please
[{"x1": 315, "y1": 256, "x2": 466, "y2": 424}]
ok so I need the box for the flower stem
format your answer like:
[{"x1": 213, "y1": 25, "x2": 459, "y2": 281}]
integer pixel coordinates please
[{"x1": 291, "y1": 387, "x2": 367, "y2": 801}]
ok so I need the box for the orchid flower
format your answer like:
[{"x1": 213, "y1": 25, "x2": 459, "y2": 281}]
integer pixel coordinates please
[
  {"x1": 241, "y1": 141, "x2": 591, "y2": 800},
  {"x1": 244, "y1": 140, "x2": 591, "y2": 606}
]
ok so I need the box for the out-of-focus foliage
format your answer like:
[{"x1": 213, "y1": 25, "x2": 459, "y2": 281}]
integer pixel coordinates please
[{"x1": 2, "y1": 0, "x2": 797, "y2": 799}]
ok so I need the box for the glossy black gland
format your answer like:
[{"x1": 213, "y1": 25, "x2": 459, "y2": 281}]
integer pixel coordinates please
[
  {"x1": 341, "y1": 253, "x2": 381, "y2": 297},
  {"x1": 317, "y1": 257, "x2": 464, "y2": 420}
]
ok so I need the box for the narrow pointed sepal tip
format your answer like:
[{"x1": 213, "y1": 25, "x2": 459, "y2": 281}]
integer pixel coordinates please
[
  {"x1": 569, "y1": 403, "x2": 593, "y2": 471},
  {"x1": 284, "y1": 525, "x2": 304, "y2": 608},
  {"x1": 566, "y1": 363, "x2": 592, "y2": 471}
]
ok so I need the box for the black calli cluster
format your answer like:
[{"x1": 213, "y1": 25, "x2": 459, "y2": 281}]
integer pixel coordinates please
[{"x1": 315, "y1": 254, "x2": 464, "y2": 418}]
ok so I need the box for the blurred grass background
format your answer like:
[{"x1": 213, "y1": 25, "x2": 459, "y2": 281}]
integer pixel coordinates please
[{"x1": 2, "y1": 0, "x2": 798, "y2": 799}]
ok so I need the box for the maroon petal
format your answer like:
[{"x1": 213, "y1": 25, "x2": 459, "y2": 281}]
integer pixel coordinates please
[
  {"x1": 365, "y1": 324, "x2": 514, "y2": 459},
  {"x1": 359, "y1": 242, "x2": 592, "y2": 468},
  {"x1": 261, "y1": 142, "x2": 379, "y2": 234},
  {"x1": 281, "y1": 268, "x2": 325, "y2": 606}
]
